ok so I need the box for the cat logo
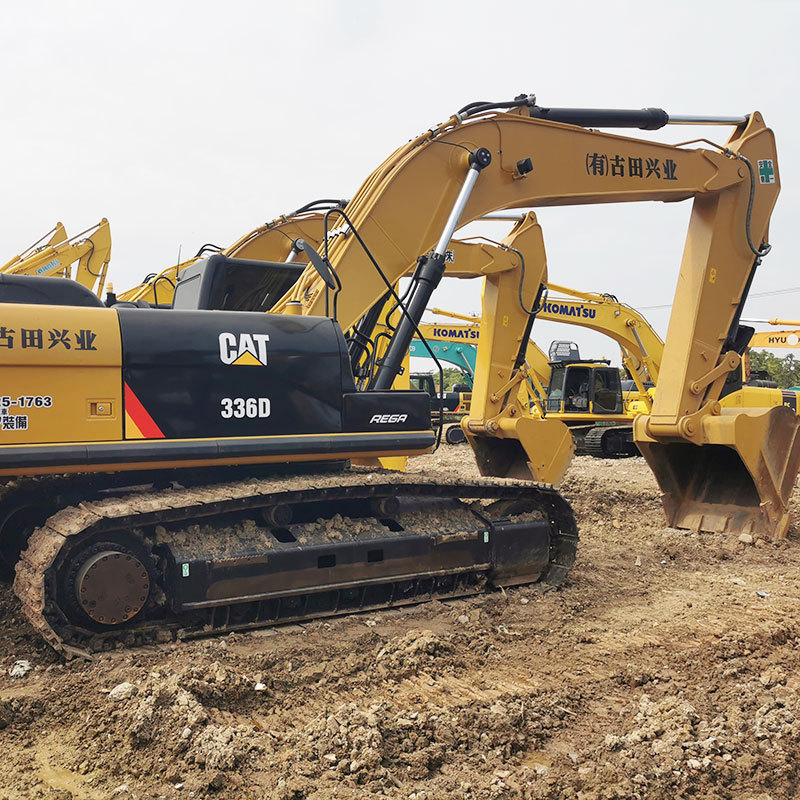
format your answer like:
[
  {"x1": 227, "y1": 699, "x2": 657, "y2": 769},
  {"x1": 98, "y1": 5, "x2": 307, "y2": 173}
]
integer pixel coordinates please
[{"x1": 218, "y1": 332, "x2": 270, "y2": 366}]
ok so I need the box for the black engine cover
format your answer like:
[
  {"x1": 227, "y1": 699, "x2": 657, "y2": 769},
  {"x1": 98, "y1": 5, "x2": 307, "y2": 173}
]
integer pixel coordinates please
[{"x1": 118, "y1": 308, "x2": 358, "y2": 439}]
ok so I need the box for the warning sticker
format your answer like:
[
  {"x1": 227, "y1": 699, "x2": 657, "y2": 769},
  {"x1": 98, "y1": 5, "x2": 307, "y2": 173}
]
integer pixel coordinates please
[{"x1": 758, "y1": 159, "x2": 776, "y2": 185}]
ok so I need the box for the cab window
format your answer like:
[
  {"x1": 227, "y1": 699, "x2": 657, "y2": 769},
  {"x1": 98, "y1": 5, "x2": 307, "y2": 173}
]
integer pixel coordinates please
[
  {"x1": 563, "y1": 367, "x2": 591, "y2": 412},
  {"x1": 592, "y1": 369, "x2": 622, "y2": 414},
  {"x1": 546, "y1": 368, "x2": 566, "y2": 412}
]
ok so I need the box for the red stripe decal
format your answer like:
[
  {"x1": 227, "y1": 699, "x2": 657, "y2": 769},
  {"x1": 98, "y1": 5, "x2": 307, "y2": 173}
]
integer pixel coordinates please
[{"x1": 124, "y1": 383, "x2": 165, "y2": 439}]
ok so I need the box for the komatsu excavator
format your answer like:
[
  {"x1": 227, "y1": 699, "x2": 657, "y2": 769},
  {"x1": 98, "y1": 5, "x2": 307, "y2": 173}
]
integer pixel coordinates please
[
  {"x1": 410, "y1": 329, "x2": 478, "y2": 386},
  {"x1": 2, "y1": 222, "x2": 68, "y2": 271},
  {"x1": 1, "y1": 219, "x2": 111, "y2": 297},
  {"x1": 2, "y1": 96, "x2": 797, "y2": 656}
]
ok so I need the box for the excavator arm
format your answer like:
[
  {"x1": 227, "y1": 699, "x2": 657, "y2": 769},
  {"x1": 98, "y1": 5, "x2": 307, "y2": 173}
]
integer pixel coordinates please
[
  {"x1": 429, "y1": 219, "x2": 666, "y2": 394},
  {"x1": 271, "y1": 100, "x2": 794, "y2": 537},
  {"x1": 2, "y1": 222, "x2": 68, "y2": 272},
  {"x1": 3, "y1": 219, "x2": 111, "y2": 296}
]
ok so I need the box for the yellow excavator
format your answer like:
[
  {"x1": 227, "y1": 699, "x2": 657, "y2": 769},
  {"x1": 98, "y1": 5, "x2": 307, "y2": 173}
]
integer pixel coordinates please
[
  {"x1": 1, "y1": 219, "x2": 111, "y2": 297},
  {"x1": 2, "y1": 96, "x2": 797, "y2": 656},
  {"x1": 746, "y1": 318, "x2": 800, "y2": 350},
  {"x1": 115, "y1": 200, "x2": 347, "y2": 305},
  {"x1": 3, "y1": 223, "x2": 69, "y2": 271}
]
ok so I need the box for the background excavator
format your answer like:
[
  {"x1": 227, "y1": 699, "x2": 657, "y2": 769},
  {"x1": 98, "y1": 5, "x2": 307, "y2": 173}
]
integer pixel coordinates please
[
  {"x1": 114, "y1": 200, "x2": 348, "y2": 305},
  {"x1": 1, "y1": 219, "x2": 111, "y2": 297},
  {"x1": 746, "y1": 318, "x2": 800, "y2": 351},
  {"x1": 1, "y1": 97, "x2": 797, "y2": 656},
  {"x1": 3, "y1": 222, "x2": 68, "y2": 270}
]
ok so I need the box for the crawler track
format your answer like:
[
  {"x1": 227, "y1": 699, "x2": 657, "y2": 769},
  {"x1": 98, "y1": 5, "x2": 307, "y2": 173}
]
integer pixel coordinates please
[
  {"x1": 583, "y1": 425, "x2": 637, "y2": 458},
  {"x1": 13, "y1": 469, "x2": 577, "y2": 657}
]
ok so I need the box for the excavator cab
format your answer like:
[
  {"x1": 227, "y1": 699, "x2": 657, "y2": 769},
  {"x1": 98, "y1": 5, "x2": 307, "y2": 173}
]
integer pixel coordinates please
[
  {"x1": 544, "y1": 342, "x2": 623, "y2": 415},
  {"x1": 545, "y1": 362, "x2": 623, "y2": 415},
  {"x1": 173, "y1": 254, "x2": 306, "y2": 312},
  {"x1": 410, "y1": 373, "x2": 461, "y2": 412}
]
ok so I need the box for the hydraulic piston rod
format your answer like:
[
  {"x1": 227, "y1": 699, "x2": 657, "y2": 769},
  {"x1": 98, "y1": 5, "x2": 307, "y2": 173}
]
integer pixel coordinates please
[
  {"x1": 630, "y1": 325, "x2": 649, "y2": 359},
  {"x1": 667, "y1": 114, "x2": 749, "y2": 125},
  {"x1": 526, "y1": 106, "x2": 747, "y2": 130},
  {"x1": 285, "y1": 243, "x2": 300, "y2": 263},
  {"x1": 371, "y1": 148, "x2": 492, "y2": 390},
  {"x1": 481, "y1": 212, "x2": 527, "y2": 221}
]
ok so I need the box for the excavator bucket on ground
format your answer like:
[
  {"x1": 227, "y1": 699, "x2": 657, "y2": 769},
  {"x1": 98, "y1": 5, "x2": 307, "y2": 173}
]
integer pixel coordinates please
[{"x1": 636, "y1": 405, "x2": 800, "y2": 537}]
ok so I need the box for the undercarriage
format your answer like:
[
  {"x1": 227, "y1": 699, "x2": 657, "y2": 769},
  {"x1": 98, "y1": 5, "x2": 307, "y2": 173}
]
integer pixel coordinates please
[{"x1": 11, "y1": 466, "x2": 577, "y2": 657}]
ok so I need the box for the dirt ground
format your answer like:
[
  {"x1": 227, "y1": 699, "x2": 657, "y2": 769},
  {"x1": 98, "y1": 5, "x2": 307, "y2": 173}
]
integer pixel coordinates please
[{"x1": 2, "y1": 448, "x2": 800, "y2": 800}]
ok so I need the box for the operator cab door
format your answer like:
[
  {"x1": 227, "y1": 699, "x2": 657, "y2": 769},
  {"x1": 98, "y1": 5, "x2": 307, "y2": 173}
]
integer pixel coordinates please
[
  {"x1": 590, "y1": 367, "x2": 623, "y2": 414},
  {"x1": 562, "y1": 366, "x2": 592, "y2": 413},
  {"x1": 547, "y1": 365, "x2": 592, "y2": 413},
  {"x1": 545, "y1": 365, "x2": 623, "y2": 414}
]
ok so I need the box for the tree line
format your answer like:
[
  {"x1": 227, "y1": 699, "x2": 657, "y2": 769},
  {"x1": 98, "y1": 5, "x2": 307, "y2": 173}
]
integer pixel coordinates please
[{"x1": 749, "y1": 351, "x2": 800, "y2": 389}]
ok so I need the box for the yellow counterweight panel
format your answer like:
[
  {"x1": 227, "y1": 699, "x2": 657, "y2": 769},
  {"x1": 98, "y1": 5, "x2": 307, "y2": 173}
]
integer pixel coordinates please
[
  {"x1": 721, "y1": 386, "x2": 799, "y2": 413},
  {"x1": 0, "y1": 305, "x2": 122, "y2": 444}
]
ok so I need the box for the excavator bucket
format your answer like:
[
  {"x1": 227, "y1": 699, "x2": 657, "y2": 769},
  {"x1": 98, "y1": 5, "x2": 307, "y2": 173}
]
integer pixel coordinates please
[
  {"x1": 635, "y1": 405, "x2": 800, "y2": 538},
  {"x1": 467, "y1": 416, "x2": 575, "y2": 485}
]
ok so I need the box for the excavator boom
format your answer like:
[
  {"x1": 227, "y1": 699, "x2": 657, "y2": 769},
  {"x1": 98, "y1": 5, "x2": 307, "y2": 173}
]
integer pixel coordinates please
[
  {"x1": 2, "y1": 222, "x2": 68, "y2": 271},
  {"x1": 269, "y1": 101, "x2": 794, "y2": 537},
  {"x1": 2, "y1": 219, "x2": 111, "y2": 296}
]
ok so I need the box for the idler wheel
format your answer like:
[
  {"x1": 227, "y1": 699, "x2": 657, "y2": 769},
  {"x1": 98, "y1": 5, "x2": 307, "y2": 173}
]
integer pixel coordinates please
[
  {"x1": 445, "y1": 425, "x2": 467, "y2": 445},
  {"x1": 74, "y1": 550, "x2": 150, "y2": 626}
]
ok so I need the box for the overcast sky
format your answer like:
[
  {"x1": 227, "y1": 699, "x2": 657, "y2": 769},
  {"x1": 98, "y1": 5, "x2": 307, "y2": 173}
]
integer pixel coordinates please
[{"x1": 2, "y1": 0, "x2": 798, "y2": 369}]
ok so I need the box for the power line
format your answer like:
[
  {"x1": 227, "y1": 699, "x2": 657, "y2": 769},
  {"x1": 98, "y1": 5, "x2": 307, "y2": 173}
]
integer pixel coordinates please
[{"x1": 639, "y1": 286, "x2": 800, "y2": 311}]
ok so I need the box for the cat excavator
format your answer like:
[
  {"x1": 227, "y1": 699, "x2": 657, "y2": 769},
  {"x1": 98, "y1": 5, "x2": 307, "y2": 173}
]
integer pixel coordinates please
[
  {"x1": 1, "y1": 219, "x2": 111, "y2": 297},
  {"x1": 2, "y1": 96, "x2": 797, "y2": 656}
]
